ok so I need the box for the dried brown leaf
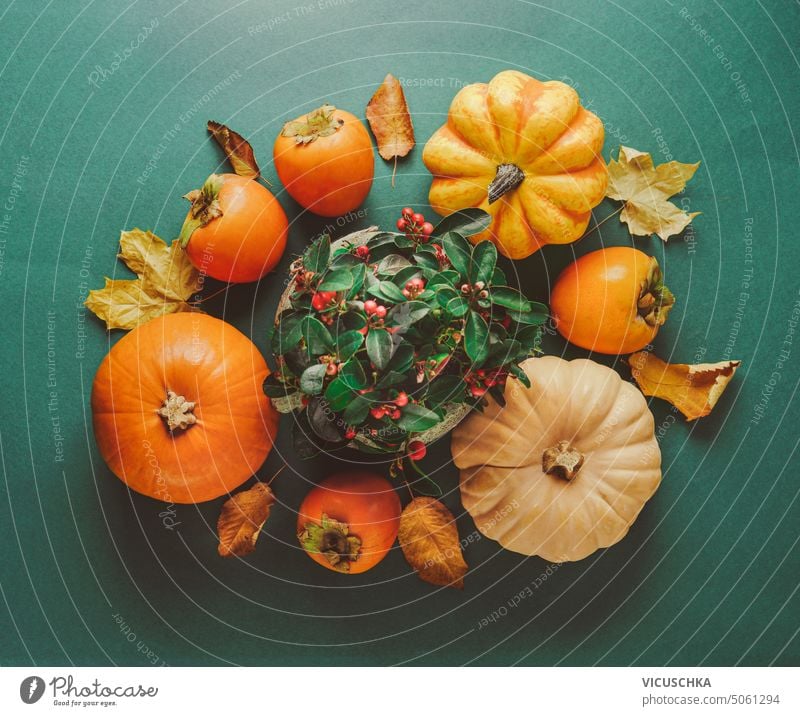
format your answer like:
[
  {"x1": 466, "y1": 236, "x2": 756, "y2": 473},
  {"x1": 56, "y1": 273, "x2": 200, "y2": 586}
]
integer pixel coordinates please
[
  {"x1": 398, "y1": 497, "x2": 467, "y2": 589},
  {"x1": 207, "y1": 120, "x2": 260, "y2": 179},
  {"x1": 629, "y1": 351, "x2": 741, "y2": 421},
  {"x1": 85, "y1": 229, "x2": 201, "y2": 330},
  {"x1": 606, "y1": 145, "x2": 701, "y2": 241},
  {"x1": 366, "y1": 73, "x2": 415, "y2": 162},
  {"x1": 217, "y1": 482, "x2": 275, "y2": 558}
]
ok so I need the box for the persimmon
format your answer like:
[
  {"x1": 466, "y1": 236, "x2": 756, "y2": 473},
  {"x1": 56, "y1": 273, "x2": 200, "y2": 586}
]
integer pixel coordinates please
[
  {"x1": 297, "y1": 472, "x2": 400, "y2": 574},
  {"x1": 273, "y1": 104, "x2": 374, "y2": 217},
  {"x1": 550, "y1": 247, "x2": 675, "y2": 354},
  {"x1": 179, "y1": 173, "x2": 288, "y2": 283},
  {"x1": 91, "y1": 313, "x2": 279, "y2": 504}
]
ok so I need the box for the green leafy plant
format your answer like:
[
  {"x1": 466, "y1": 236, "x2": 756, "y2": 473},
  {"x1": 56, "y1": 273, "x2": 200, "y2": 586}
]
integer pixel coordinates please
[{"x1": 263, "y1": 207, "x2": 547, "y2": 470}]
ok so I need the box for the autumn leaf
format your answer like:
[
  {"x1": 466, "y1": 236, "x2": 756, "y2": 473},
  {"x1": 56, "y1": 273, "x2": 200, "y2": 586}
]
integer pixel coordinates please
[
  {"x1": 85, "y1": 228, "x2": 200, "y2": 330},
  {"x1": 398, "y1": 497, "x2": 467, "y2": 589},
  {"x1": 629, "y1": 351, "x2": 741, "y2": 421},
  {"x1": 207, "y1": 120, "x2": 261, "y2": 180},
  {"x1": 606, "y1": 145, "x2": 700, "y2": 241},
  {"x1": 366, "y1": 73, "x2": 414, "y2": 183},
  {"x1": 217, "y1": 482, "x2": 275, "y2": 558}
]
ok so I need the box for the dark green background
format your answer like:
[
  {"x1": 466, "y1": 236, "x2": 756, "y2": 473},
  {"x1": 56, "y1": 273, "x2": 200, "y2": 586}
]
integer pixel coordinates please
[{"x1": 1, "y1": 0, "x2": 798, "y2": 666}]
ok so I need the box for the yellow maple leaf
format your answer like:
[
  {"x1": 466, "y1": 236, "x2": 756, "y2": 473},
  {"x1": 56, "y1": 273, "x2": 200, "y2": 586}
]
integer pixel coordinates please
[
  {"x1": 606, "y1": 145, "x2": 700, "y2": 241},
  {"x1": 629, "y1": 351, "x2": 741, "y2": 420},
  {"x1": 85, "y1": 228, "x2": 201, "y2": 330}
]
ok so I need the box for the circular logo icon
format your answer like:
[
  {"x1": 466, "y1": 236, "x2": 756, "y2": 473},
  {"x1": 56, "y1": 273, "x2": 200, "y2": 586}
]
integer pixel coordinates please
[{"x1": 20, "y1": 676, "x2": 44, "y2": 704}]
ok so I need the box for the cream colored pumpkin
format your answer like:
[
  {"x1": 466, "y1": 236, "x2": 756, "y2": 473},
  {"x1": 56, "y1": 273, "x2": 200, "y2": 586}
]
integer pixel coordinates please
[{"x1": 451, "y1": 357, "x2": 661, "y2": 562}]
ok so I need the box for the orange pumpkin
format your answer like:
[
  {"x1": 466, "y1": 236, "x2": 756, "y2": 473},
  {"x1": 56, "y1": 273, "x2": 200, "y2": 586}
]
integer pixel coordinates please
[
  {"x1": 423, "y1": 70, "x2": 608, "y2": 258},
  {"x1": 91, "y1": 313, "x2": 279, "y2": 504}
]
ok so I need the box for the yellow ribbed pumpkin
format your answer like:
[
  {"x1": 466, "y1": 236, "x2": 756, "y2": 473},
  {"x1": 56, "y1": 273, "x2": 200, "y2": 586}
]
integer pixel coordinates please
[
  {"x1": 423, "y1": 70, "x2": 608, "y2": 258},
  {"x1": 451, "y1": 357, "x2": 661, "y2": 562}
]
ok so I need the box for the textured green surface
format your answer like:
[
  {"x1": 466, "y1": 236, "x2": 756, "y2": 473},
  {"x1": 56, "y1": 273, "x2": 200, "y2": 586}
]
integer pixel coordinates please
[{"x1": 1, "y1": 0, "x2": 798, "y2": 666}]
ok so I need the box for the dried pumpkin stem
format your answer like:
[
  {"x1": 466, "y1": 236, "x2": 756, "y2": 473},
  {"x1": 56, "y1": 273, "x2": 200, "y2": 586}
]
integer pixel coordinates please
[
  {"x1": 157, "y1": 390, "x2": 197, "y2": 432},
  {"x1": 638, "y1": 258, "x2": 675, "y2": 328},
  {"x1": 542, "y1": 440, "x2": 585, "y2": 481},
  {"x1": 488, "y1": 163, "x2": 525, "y2": 203},
  {"x1": 298, "y1": 513, "x2": 362, "y2": 572},
  {"x1": 281, "y1": 104, "x2": 344, "y2": 145},
  {"x1": 178, "y1": 173, "x2": 224, "y2": 248}
]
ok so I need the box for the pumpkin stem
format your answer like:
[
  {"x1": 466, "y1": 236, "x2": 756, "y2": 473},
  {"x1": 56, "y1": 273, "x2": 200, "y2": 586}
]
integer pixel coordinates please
[
  {"x1": 157, "y1": 390, "x2": 197, "y2": 432},
  {"x1": 488, "y1": 163, "x2": 525, "y2": 203},
  {"x1": 638, "y1": 257, "x2": 675, "y2": 328},
  {"x1": 280, "y1": 104, "x2": 344, "y2": 145},
  {"x1": 178, "y1": 173, "x2": 224, "y2": 248},
  {"x1": 542, "y1": 440, "x2": 584, "y2": 481},
  {"x1": 298, "y1": 513, "x2": 362, "y2": 572}
]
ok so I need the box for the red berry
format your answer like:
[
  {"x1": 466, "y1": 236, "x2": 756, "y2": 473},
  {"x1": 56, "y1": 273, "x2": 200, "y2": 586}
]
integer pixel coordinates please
[
  {"x1": 411, "y1": 277, "x2": 425, "y2": 289},
  {"x1": 412, "y1": 212, "x2": 425, "y2": 225},
  {"x1": 395, "y1": 391, "x2": 409, "y2": 407},
  {"x1": 370, "y1": 407, "x2": 385, "y2": 419},
  {"x1": 345, "y1": 428, "x2": 357, "y2": 440},
  {"x1": 355, "y1": 245, "x2": 370, "y2": 258},
  {"x1": 405, "y1": 281, "x2": 414, "y2": 291},
  {"x1": 396, "y1": 218, "x2": 408, "y2": 231},
  {"x1": 402, "y1": 288, "x2": 411, "y2": 298},
  {"x1": 390, "y1": 408, "x2": 401, "y2": 420},
  {"x1": 501, "y1": 315, "x2": 512, "y2": 329},
  {"x1": 402, "y1": 207, "x2": 414, "y2": 218},
  {"x1": 470, "y1": 385, "x2": 487, "y2": 397},
  {"x1": 311, "y1": 293, "x2": 327, "y2": 311},
  {"x1": 326, "y1": 362, "x2": 338, "y2": 376},
  {"x1": 421, "y1": 222, "x2": 434, "y2": 235},
  {"x1": 408, "y1": 440, "x2": 427, "y2": 461},
  {"x1": 364, "y1": 299, "x2": 378, "y2": 314},
  {"x1": 375, "y1": 305, "x2": 387, "y2": 318}
]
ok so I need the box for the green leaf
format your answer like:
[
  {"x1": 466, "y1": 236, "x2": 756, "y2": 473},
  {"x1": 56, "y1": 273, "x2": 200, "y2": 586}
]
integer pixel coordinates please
[
  {"x1": 299, "y1": 363, "x2": 327, "y2": 395},
  {"x1": 367, "y1": 281, "x2": 407, "y2": 304},
  {"x1": 385, "y1": 343, "x2": 414, "y2": 373},
  {"x1": 491, "y1": 286, "x2": 533, "y2": 312},
  {"x1": 272, "y1": 311, "x2": 302, "y2": 354},
  {"x1": 509, "y1": 362, "x2": 531, "y2": 388},
  {"x1": 318, "y1": 268, "x2": 353, "y2": 291},
  {"x1": 300, "y1": 316, "x2": 334, "y2": 353},
  {"x1": 446, "y1": 296, "x2": 469, "y2": 317},
  {"x1": 307, "y1": 396, "x2": 344, "y2": 442},
  {"x1": 465, "y1": 310, "x2": 489, "y2": 365},
  {"x1": 508, "y1": 305, "x2": 548, "y2": 325},
  {"x1": 436, "y1": 286, "x2": 459, "y2": 307},
  {"x1": 377, "y1": 254, "x2": 412, "y2": 276},
  {"x1": 470, "y1": 240, "x2": 497, "y2": 284},
  {"x1": 491, "y1": 266, "x2": 507, "y2": 286},
  {"x1": 262, "y1": 373, "x2": 291, "y2": 398},
  {"x1": 366, "y1": 328, "x2": 394, "y2": 370},
  {"x1": 396, "y1": 404, "x2": 441, "y2": 433},
  {"x1": 303, "y1": 234, "x2": 331, "y2": 274},
  {"x1": 325, "y1": 377, "x2": 354, "y2": 411},
  {"x1": 412, "y1": 252, "x2": 439, "y2": 271},
  {"x1": 387, "y1": 300, "x2": 430, "y2": 328},
  {"x1": 511, "y1": 324, "x2": 542, "y2": 349},
  {"x1": 346, "y1": 263, "x2": 366, "y2": 299},
  {"x1": 339, "y1": 358, "x2": 368, "y2": 389},
  {"x1": 440, "y1": 232, "x2": 472, "y2": 278},
  {"x1": 392, "y1": 266, "x2": 423, "y2": 288},
  {"x1": 425, "y1": 375, "x2": 466, "y2": 407},
  {"x1": 376, "y1": 370, "x2": 407, "y2": 389},
  {"x1": 433, "y1": 208, "x2": 491, "y2": 237},
  {"x1": 335, "y1": 330, "x2": 364, "y2": 361},
  {"x1": 342, "y1": 394, "x2": 371, "y2": 424},
  {"x1": 428, "y1": 271, "x2": 459, "y2": 289}
]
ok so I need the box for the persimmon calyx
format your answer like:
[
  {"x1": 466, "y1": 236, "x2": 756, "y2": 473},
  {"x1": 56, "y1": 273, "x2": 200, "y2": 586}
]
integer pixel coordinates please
[
  {"x1": 281, "y1": 104, "x2": 344, "y2": 145},
  {"x1": 158, "y1": 390, "x2": 197, "y2": 431},
  {"x1": 298, "y1": 513, "x2": 362, "y2": 572},
  {"x1": 488, "y1": 163, "x2": 525, "y2": 203},
  {"x1": 638, "y1": 258, "x2": 675, "y2": 327},
  {"x1": 542, "y1": 440, "x2": 584, "y2": 481},
  {"x1": 178, "y1": 173, "x2": 224, "y2": 248}
]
